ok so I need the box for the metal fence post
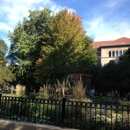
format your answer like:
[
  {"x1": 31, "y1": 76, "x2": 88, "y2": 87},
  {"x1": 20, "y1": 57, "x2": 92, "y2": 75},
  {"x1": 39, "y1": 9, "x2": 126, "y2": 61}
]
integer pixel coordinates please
[
  {"x1": 0, "y1": 93, "x2": 2, "y2": 107},
  {"x1": 0, "y1": 93, "x2": 2, "y2": 106},
  {"x1": 61, "y1": 97, "x2": 66, "y2": 128}
]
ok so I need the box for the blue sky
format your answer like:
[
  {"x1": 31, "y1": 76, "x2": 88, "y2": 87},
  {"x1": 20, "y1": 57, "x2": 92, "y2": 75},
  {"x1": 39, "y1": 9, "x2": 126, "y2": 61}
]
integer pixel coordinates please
[{"x1": 0, "y1": 0, "x2": 130, "y2": 47}]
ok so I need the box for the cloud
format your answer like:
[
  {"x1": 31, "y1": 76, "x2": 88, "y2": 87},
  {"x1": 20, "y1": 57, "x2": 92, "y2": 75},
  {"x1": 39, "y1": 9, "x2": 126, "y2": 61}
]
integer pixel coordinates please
[
  {"x1": 0, "y1": 0, "x2": 75, "y2": 28},
  {"x1": 1, "y1": 0, "x2": 74, "y2": 27},
  {"x1": 84, "y1": 17, "x2": 130, "y2": 41},
  {"x1": 0, "y1": 0, "x2": 75, "y2": 46},
  {"x1": 0, "y1": 22, "x2": 13, "y2": 32},
  {"x1": 82, "y1": 0, "x2": 130, "y2": 41},
  {"x1": 102, "y1": 0, "x2": 128, "y2": 8},
  {"x1": 1, "y1": 0, "x2": 129, "y2": 45}
]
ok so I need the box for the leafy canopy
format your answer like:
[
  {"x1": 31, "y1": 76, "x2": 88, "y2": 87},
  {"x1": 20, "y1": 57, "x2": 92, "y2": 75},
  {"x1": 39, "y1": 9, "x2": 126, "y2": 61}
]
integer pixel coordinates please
[
  {"x1": 0, "y1": 64, "x2": 14, "y2": 88},
  {"x1": 0, "y1": 38, "x2": 14, "y2": 88},
  {"x1": 0, "y1": 38, "x2": 8, "y2": 64},
  {"x1": 8, "y1": 8, "x2": 96, "y2": 88},
  {"x1": 35, "y1": 9, "x2": 96, "y2": 84},
  {"x1": 8, "y1": 8, "x2": 53, "y2": 89},
  {"x1": 95, "y1": 49, "x2": 130, "y2": 93}
]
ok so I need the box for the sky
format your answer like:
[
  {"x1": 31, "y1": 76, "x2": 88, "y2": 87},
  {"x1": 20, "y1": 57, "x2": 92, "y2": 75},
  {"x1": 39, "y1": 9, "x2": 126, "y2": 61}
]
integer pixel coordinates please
[{"x1": 0, "y1": 0, "x2": 130, "y2": 47}]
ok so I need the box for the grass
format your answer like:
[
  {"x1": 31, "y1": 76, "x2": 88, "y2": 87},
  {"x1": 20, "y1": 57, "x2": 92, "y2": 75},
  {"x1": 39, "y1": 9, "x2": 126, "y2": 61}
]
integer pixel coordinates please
[
  {"x1": 91, "y1": 96, "x2": 130, "y2": 105},
  {"x1": 119, "y1": 100, "x2": 130, "y2": 105},
  {"x1": 91, "y1": 96, "x2": 120, "y2": 104},
  {"x1": 2, "y1": 93, "x2": 16, "y2": 97}
]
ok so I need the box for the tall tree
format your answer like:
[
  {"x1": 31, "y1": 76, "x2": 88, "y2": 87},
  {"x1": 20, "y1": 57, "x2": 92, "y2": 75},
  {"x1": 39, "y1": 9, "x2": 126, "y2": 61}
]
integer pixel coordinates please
[
  {"x1": 96, "y1": 50, "x2": 130, "y2": 93},
  {"x1": 119, "y1": 48, "x2": 130, "y2": 62},
  {"x1": 118, "y1": 48, "x2": 130, "y2": 92},
  {"x1": 95, "y1": 61, "x2": 119, "y2": 92},
  {"x1": 0, "y1": 38, "x2": 14, "y2": 90},
  {"x1": 0, "y1": 38, "x2": 8, "y2": 64},
  {"x1": 35, "y1": 9, "x2": 96, "y2": 84},
  {"x1": 0, "y1": 64, "x2": 14, "y2": 91},
  {"x1": 8, "y1": 8, "x2": 53, "y2": 90}
]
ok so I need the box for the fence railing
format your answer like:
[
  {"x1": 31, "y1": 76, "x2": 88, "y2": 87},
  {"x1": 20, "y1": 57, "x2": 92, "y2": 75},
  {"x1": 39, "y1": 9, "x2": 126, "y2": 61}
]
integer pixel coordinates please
[{"x1": 0, "y1": 94, "x2": 130, "y2": 130}]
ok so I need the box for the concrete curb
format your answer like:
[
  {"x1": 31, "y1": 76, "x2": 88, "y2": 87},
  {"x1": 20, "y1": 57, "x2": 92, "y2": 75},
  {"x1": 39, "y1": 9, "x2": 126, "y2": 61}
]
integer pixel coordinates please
[{"x1": 0, "y1": 119, "x2": 78, "y2": 130}]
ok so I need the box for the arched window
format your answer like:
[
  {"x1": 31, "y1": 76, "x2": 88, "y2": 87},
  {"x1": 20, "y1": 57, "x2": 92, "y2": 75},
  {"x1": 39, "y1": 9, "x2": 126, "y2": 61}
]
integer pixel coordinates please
[
  {"x1": 112, "y1": 51, "x2": 115, "y2": 57},
  {"x1": 98, "y1": 53, "x2": 101, "y2": 60},
  {"x1": 109, "y1": 51, "x2": 111, "y2": 57},
  {"x1": 116, "y1": 51, "x2": 118, "y2": 57},
  {"x1": 119, "y1": 50, "x2": 122, "y2": 56}
]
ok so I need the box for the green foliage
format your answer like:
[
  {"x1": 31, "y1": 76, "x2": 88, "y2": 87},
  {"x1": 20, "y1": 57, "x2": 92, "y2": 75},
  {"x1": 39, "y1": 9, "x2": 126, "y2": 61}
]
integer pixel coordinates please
[
  {"x1": 35, "y1": 92, "x2": 44, "y2": 99},
  {"x1": 29, "y1": 93, "x2": 37, "y2": 99},
  {"x1": 0, "y1": 38, "x2": 13, "y2": 89},
  {"x1": 36, "y1": 84, "x2": 50, "y2": 99},
  {"x1": 96, "y1": 61, "x2": 118, "y2": 92},
  {"x1": 8, "y1": 8, "x2": 53, "y2": 89},
  {"x1": 73, "y1": 81, "x2": 85, "y2": 101},
  {"x1": 54, "y1": 79, "x2": 71, "y2": 99},
  {"x1": 95, "y1": 49, "x2": 130, "y2": 93},
  {"x1": 119, "y1": 48, "x2": 130, "y2": 62},
  {"x1": 15, "y1": 84, "x2": 26, "y2": 97},
  {"x1": 0, "y1": 65, "x2": 14, "y2": 89},
  {"x1": 0, "y1": 38, "x2": 8, "y2": 64},
  {"x1": 35, "y1": 9, "x2": 96, "y2": 84},
  {"x1": 8, "y1": 7, "x2": 96, "y2": 89},
  {"x1": 85, "y1": 65, "x2": 101, "y2": 87},
  {"x1": 92, "y1": 112, "x2": 130, "y2": 129},
  {"x1": 92, "y1": 96, "x2": 119, "y2": 104}
]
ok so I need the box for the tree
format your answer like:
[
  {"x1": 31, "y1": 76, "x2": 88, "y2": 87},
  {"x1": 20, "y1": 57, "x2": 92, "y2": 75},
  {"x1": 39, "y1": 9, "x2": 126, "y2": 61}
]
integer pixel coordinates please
[
  {"x1": 0, "y1": 64, "x2": 14, "y2": 91},
  {"x1": 0, "y1": 38, "x2": 8, "y2": 64},
  {"x1": 96, "y1": 49, "x2": 130, "y2": 93},
  {"x1": 95, "y1": 61, "x2": 119, "y2": 92},
  {"x1": 8, "y1": 8, "x2": 53, "y2": 90},
  {"x1": 117, "y1": 48, "x2": 130, "y2": 93},
  {"x1": 35, "y1": 9, "x2": 96, "y2": 84},
  {"x1": 119, "y1": 48, "x2": 130, "y2": 62},
  {"x1": 0, "y1": 38, "x2": 14, "y2": 90}
]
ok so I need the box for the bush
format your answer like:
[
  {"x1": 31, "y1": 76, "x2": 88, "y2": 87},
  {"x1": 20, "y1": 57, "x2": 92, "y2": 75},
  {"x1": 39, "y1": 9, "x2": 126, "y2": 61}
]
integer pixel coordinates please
[
  {"x1": 92, "y1": 112, "x2": 130, "y2": 129},
  {"x1": 16, "y1": 84, "x2": 26, "y2": 97},
  {"x1": 92, "y1": 96, "x2": 119, "y2": 104},
  {"x1": 73, "y1": 81, "x2": 85, "y2": 101},
  {"x1": 35, "y1": 92, "x2": 44, "y2": 99}
]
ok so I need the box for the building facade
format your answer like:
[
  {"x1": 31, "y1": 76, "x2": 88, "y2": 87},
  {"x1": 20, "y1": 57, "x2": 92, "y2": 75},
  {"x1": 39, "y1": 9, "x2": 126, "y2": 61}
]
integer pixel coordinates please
[{"x1": 92, "y1": 37, "x2": 130, "y2": 66}]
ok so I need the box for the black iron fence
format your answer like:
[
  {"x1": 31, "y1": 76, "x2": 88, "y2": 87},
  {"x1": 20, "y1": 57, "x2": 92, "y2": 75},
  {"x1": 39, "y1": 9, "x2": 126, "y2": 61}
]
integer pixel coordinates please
[{"x1": 0, "y1": 94, "x2": 130, "y2": 130}]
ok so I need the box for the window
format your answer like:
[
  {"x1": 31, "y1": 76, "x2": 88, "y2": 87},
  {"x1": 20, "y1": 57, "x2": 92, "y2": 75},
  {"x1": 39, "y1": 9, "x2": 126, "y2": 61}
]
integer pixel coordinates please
[
  {"x1": 98, "y1": 53, "x2": 101, "y2": 60},
  {"x1": 112, "y1": 51, "x2": 115, "y2": 57},
  {"x1": 116, "y1": 51, "x2": 118, "y2": 57},
  {"x1": 119, "y1": 50, "x2": 122, "y2": 56},
  {"x1": 109, "y1": 51, "x2": 111, "y2": 57}
]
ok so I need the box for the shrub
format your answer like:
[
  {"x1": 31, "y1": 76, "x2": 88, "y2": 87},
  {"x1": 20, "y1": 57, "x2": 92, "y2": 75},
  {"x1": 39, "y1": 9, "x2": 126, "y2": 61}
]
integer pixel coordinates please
[
  {"x1": 16, "y1": 84, "x2": 26, "y2": 97},
  {"x1": 73, "y1": 81, "x2": 85, "y2": 101},
  {"x1": 92, "y1": 96, "x2": 119, "y2": 104},
  {"x1": 35, "y1": 92, "x2": 44, "y2": 99},
  {"x1": 38, "y1": 83, "x2": 50, "y2": 99},
  {"x1": 92, "y1": 112, "x2": 130, "y2": 129},
  {"x1": 54, "y1": 79, "x2": 70, "y2": 99}
]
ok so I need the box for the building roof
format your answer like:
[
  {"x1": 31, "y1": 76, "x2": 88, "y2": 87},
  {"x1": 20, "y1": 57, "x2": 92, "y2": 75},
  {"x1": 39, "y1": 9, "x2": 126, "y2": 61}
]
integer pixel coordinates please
[{"x1": 92, "y1": 37, "x2": 130, "y2": 48}]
